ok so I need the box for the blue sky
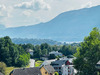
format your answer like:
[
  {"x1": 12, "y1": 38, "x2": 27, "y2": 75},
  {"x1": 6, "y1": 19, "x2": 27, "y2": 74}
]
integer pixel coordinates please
[{"x1": 0, "y1": 0, "x2": 100, "y2": 27}]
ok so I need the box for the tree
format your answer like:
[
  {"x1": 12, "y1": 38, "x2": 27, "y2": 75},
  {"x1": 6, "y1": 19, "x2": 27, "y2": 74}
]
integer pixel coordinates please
[
  {"x1": 49, "y1": 54, "x2": 56, "y2": 59},
  {"x1": 73, "y1": 27, "x2": 100, "y2": 75},
  {"x1": 17, "y1": 53, "x2": 30, "y2": 67},
  {"x1": 42, "y1": 49, "x2": 47, "y2": 55},
  {"x1": 0, "y1": 62, "x2": 6, "y2": 75},
  {"x1": 59, "y1": 45, "x2": 76, "y2": 56},
  {"x1": 0, "y1": 36, "x2": 30, "y2": 67}
]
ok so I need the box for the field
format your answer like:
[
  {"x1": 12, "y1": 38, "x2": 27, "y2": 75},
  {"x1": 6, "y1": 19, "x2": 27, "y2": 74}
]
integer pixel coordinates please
[{"x1": 35, "y1": 60, "x2": 43, "y2": 67}]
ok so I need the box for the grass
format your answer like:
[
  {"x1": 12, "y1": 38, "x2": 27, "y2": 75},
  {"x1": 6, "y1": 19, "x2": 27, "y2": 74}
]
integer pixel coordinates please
[
  {"x1": 5, "y1": 67, "x2": 18, "y2": 75},
  {"x1": 97, "y1": 72, "x2": 100, "y2": 75},
  {"x1": 35, "y1": 60, "x2": 43, "y2": 67},
  {"x1": 5, "y1": 60, "x2": 42, "y2": 75},
  {"x1": 5, "y1": 64, "x2": 30, "y2": 75}
]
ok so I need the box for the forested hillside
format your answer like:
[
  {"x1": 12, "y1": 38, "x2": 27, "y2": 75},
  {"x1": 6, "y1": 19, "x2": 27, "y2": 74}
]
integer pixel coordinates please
[{"x1": 12, "y1": 38, "x2": 62, "y2": 45}]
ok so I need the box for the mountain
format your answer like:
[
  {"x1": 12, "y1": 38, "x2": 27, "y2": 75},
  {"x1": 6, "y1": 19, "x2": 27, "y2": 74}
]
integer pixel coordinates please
[
  {"x1": 12, "y1": 38, "x2": 62, "y2": 45},
  {"x1": 0, "y1": 5, "x2": 100, "y2": 42},
  {"x1": 0, "y1": 24, "x2": 6, "y2": 30}
]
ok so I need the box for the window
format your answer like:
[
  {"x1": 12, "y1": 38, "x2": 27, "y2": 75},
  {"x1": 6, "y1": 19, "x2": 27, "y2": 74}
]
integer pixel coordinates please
[
  {"x1": 59, "y1": 71, "x2": 61, "y2": 72},
  {"x1": 45, "y1": 72, "x2": 47, "y2": 74},
  {"x1": 59, "y1": 67, "x2": 61, "y2": 69},
  {"x1": 50, "y1": 73, "x2": 52, "y2": 75},
  {"x1": 54, "y1": 67, "x2": 58, "y2": 69}
]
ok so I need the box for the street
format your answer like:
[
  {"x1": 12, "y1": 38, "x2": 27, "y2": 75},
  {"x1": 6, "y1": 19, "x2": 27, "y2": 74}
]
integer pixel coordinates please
[{"x1": 29, "y1": 59, "x2": 35, "y2": 67}]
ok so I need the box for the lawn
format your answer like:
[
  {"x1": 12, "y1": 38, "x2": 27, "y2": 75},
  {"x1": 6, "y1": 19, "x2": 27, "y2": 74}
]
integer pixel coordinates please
[
  {"x1": 35, "y1": 60, "x2": 43, "y2": 67},
  {"x1": 5, "y1": 67, "x2": 18, "y2": 75},
  {"x1": 5, "y1": 65, "x2": 30, "y2": 75}
]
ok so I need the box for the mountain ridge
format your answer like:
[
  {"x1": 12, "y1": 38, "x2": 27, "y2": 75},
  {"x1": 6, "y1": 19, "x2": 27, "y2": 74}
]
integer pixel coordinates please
[{"x1": 0, "y1": 5, "x2": 100, "y2": 42}]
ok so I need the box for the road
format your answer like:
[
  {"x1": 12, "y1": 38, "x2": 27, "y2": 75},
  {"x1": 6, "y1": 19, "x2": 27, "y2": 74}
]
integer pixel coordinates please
[{"x1": 29, "y1": 59, "x2": 35, "y2": 67}]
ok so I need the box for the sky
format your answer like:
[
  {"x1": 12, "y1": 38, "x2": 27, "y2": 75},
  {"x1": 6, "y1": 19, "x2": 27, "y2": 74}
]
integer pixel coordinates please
[{"x1": 0, "y1": 0, "x2": 100, "y2": 28}]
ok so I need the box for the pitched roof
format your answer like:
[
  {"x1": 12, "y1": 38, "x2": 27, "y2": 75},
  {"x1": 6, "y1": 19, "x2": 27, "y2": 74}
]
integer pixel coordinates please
[
  {"x1": 43, "y1": 65, "x2": 55, "y2": 74},
  {"x1": 51, "y1": 60, "x2": 67, "y2": 66},
  {"x1": 0, "y1": 72, "x2": 4, "y2": 75},
  {"x1": 9, "y1": 67, "x2": 41, "y2": 75},
  {"x1": 97, "y1": 61, "x2": 100, "y2": 65}
]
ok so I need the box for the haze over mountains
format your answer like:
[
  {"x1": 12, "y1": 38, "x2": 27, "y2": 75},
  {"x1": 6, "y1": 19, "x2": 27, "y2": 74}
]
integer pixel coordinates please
[{"x1": 0, "y1": 5, "x2": 100, "y2": 42}]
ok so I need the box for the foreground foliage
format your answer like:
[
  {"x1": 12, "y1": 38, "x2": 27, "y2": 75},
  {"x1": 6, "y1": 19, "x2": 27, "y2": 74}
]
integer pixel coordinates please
[
  {"x1": 0, "y1": 36, "x2": 30, "y2": 67},
  {"x1": 0, "y1": 62, "x2": 6, "y2": 75},
  {"x1": 73, "y1": 27, "x2": 100, "y2": 75}
]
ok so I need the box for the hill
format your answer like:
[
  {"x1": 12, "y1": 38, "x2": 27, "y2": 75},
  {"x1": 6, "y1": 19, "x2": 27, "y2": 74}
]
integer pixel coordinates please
[
  {"x1": 12, "y1": 38, "x2": 62, "y2": 45},
  {"x1": 0, "y1": 5, "x2": 100, "y2": 42}
]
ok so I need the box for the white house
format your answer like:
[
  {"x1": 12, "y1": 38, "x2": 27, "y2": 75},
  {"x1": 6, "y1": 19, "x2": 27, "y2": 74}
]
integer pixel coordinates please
[
  {"x1": 49, "y1": 51, "x2": 63, "y2": 57},
  {"x1": 62, "y1": 64, "x2": 74, "y2": 75},
  {"x1": 27, "y1": 49, "x2": 34, "y2": 56},
  {"x1": 51, "y1": 59, "x2": 74, "y2": 75}
]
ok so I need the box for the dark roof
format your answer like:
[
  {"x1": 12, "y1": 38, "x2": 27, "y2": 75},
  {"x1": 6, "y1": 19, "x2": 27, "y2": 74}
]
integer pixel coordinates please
[
  {"x1": 9, "y1": 67, "x2": 41, "y2": 75},
  {"x1": 51, "y1": 60, "x2": 67, "y2": 66},
  {"x1": 0, "y1": 72, "x2": 4, "y2": 75},
  {"x1": 43, "y1": 65, "x2": 55, "y2": 74}
]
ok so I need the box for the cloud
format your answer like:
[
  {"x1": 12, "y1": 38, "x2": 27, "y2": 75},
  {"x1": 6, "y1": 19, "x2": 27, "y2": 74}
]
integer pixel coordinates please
[
  {"x1": 81, "y1": 1, "x2": 93, "y2": 8},
  {"x1": 0, "y1": 5, "x2": 7, "y2": 17},
  {"x1": 0, "y1": 5, "x2": 6, "y2": 10},
  {"x1": 22, "y1": 10, "x2": 33, "y2": 17},
  {"x1": 14, "y1": 0, "x2": 51, "y2": 11}
]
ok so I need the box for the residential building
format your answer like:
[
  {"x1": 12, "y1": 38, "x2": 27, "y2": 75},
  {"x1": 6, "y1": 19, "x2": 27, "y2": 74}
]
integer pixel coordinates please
[
  {"x1": 40, "y1": 55, "x2": 49, "y2": 60},
  {"x1": 51, "y1": 59, "x2": 74, "y2": 75},
  {"x1": 96, "y1": 60, "x2": 100, "y2": 74},
  {"x1": 62, "y1": 65, "x2": 74, "y2": 75},
  {"x1": 40, "y1": 65, "x2": 55, "y2": 75},
  {"x1": 9, "y1": 67, "x2": 41, "y2": 75},
  {"x1": 27, "y1": 49, "x2": 34, "y2": 56},
  {"x1": 49, "y1": 51, "x2": 63, "y2": 57},
  {"x1": 40, "y1": 59, "x2": 56, "y2": 67},
  {"x1": 96, "y1": 60, "x2": 100, "y2": 70}
]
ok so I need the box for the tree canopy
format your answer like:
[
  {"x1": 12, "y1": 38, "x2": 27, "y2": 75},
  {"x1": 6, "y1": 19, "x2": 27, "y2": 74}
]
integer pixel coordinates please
[
  {"x1": 73, "y1": 27, "x2": 100, "y2": 75},
  {"x1": 0, "y1": 36, "x2": 30, "y2": 67}
]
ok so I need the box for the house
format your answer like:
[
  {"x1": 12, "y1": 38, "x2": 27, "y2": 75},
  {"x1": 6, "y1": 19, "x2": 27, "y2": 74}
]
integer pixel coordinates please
[
  {"x1": 40, "y1": 55, "x2": 49, "y2": 60},
  {"x1": 40, "y1": 59, "x2": 56, "y2": 67},
  {"x1": 96, "y1": 60, "x2": 100, "y2": 74},
  {"x1": 49, "y1": 51, "x2": 62, "y2": 57},
  {"x1": 9, "y1": 67, "x2": 41, "y2": 75},
  {"x1": 51, "y1": 59, "x2": 74, "y2": 75},
  {"x1": 0, "y1": 72, "x2": 4, "y2": 75},
  {"x1": 96, "y1": 61, "x2": 100, "y2": 70},
  {"x1": 62, "y1": 61, "x2": 74, "y2": 75},
  {"x1": 27, "y1": 49, "x2": 34, "y2": 56},
  {"x1": 40, "y1": 65, "x2": 55, "y2": 75}
]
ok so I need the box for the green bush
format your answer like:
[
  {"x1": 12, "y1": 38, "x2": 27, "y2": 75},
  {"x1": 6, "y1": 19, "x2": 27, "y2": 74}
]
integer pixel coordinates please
[{"x1": 0, "y1": 62, "x2": 6, "y2": 75}]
